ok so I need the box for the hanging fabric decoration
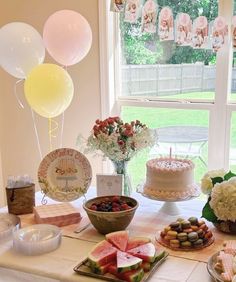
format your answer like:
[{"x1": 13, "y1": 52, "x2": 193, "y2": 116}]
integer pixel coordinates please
[
  {"x1": 192, "y1": 16, "x2": 209, "y2": 49},
  {"x1": 110, "y1": 0, "x2": 126, "y2": 12},
  {"x1": 175, "y1": 13, "x2": 192, "y2": 46},
  {"x1": 141, "y1": 0, "x2": 158, "y2": 33},
  {"x1": 211, "y1": 16, "x2": 228, "y2": 52},
  {"x1": 232, "y1": 16, "x2": 236, "y2": 49},
  {"x1": 124, "y1": 0, "x2": 140, "y2": 23},
  {"x1": 158, "y1": 7, "x2": 174, "y2": 41}
]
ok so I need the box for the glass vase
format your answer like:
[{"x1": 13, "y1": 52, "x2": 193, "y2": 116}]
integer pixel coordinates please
[{"x1": 112, "y1": 160, "x2": 132, "y2": 196}]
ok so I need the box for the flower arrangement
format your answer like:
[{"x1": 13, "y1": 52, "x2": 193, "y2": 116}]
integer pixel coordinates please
[
  {"x1": 85, "y1": 116, "x2": 155, "y2": 162},
  {"x1": 201, "y1": 169, "x2": 236, "y2": 233}
]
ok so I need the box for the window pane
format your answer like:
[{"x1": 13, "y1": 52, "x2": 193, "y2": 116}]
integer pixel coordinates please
[
  {"x1": 121, "y1": 106, "x2": 209, "y2": 188},
  {"x1": 230, "y1": 112, "x2": 236, "y2": 169},
  {"x1": 120, "y1": 0, "x2": 218, "y2": 100},
  {"x1": 231, "y1": 0, "x2": 236, "y2": 100}
]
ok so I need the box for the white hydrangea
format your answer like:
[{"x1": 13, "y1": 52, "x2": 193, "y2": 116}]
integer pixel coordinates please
[
  {"x1": 209, "y1": 177, "x2": 236, "y2": 222},
  {"x1": 201, "y1": 169, "x2": 226, "y2": 195}
]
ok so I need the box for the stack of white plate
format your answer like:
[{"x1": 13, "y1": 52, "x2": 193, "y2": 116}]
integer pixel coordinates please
[
  {"x1": 13, "y1": 224, "x2": 61, "y2": 255},
  {"x1": 0, "y1": 213, "x2": 20, "y2": 243}
]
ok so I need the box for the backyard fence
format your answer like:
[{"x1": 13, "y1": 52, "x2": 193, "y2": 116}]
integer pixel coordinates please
[{"x1": 121, "y1": 64, "x2": 236, "y2": 96}]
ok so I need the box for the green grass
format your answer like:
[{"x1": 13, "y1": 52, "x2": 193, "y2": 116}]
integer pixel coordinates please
[{"x1": 121, "y1": 91, "x2": 236, "y2": 189}]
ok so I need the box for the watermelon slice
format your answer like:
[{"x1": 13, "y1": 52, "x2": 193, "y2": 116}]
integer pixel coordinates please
[
  {"x1": 128, "y1": 242, "x2": 156, "y2": 262},
  {"x1": 88, "y1": 240, "x2": 117, "y2": 268},
  {"x1": 106, "y1": 230, "x2": 129, "y2": 251},
  {"x1": 126, "y1": 236, "x2": 151, "y2": 250},
  {"x1": 107, "y1": 262, "x2": 118, "y2": 276},
  {"x1": 90, "y1": 261, "x2": 113, "y2": 275},
  {"x1": 119, "y1": 268, "x2": 144, "y2": 282},
  {"x1": 108, "y1": 262, "x2": 144, "y2": 282},
  {"x1": 117, "y1": 250, "x2": 142, "y2": 273},
  {"x1": 140, "y1": 261, "x2": 152, "y2": 272},
  {"x1": 154, "y1": 249, "x2": 166, "y2": 262}
]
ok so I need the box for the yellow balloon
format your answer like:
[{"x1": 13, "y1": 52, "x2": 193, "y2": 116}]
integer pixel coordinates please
[{"x1": 24, "y1": 63, "x2": 74, "y2": 118}]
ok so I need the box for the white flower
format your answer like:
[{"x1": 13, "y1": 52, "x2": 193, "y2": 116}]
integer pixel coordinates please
[
  {"x1": 201, "y1": 169, "x2": 226, "y2": 195},
  {"x1": 209, "y1": 177, "x2": 236, "y2": 222},
  {"x1": 85, "y1": 119, "x2": 155, "y2": 162}
]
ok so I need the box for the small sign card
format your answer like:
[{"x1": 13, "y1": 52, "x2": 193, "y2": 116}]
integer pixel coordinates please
[{"x1": 96, "y1": 174, "x2": 123, "y2": 196}]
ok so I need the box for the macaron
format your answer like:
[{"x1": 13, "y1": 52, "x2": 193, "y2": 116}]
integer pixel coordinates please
[
  {"x1": 181, "y1": 241, "x2": 192, "y2": 248},
  {"x1": 191, "y1": 225, "x2": 199, "y2": 232},
  {"x1": 170, "y1": 221, "x2": 181, "y2": 231},
  {"x1": 205, "y1": 231, "x2": 213, "y2": 239},
  {"x1": 164, "y1": 226, "x2": 171, "y2": 233},
  {"x1": 193, "y1": 239, "x2": 204, "y2": 247},
  {"x1": 167, "y1": 230, "x2": 178, "y2": 239},
  {"x1": 188, "y1": 217, "x2": 198, "y2": 226},
  {"x1": 177, "y1": 217, "x2": 185, "y2": 223},
  {"x1": 177, "y1": 232, "x2": 188, "y2": 242},
  {"x1": 198, "y1": 220, "x2": 205, "y2": 226},
  {"x1": 170, "y1": 239, "x2": 180, "y2": 248},
  {"x1": 188, "y1": 232, "x2": 199, "y2": 242},
  {"x1": 199, "y1": 224, "x2": 208, "y2": 231},
  {"x1": 181, "y1": 220, "x2": 191, "y2": 229},
  {"x1": 196, "y1": 229, "x2": 205, "y2": 238},
  {"x1": 183, "y1": 228, "x2": 193, "y2": 233}
]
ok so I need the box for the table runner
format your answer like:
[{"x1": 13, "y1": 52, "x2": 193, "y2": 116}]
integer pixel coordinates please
[{"x1": 19, "y1": 191, "x2": 235, "y2": 263}]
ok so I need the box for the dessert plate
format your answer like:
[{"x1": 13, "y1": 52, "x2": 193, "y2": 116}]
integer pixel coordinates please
[
  {"x1": 207, "y1": 252, "x2": 224, "y2": 282},
  {"x1": 13, "y1": 224, "x2": 61, "y2": 255},
  {"x1": 157, "y1": 235, "x2": 214, "y2": 252},
  {"x1": 38, "y1": 148, "x2": 92, "y2": 202}
]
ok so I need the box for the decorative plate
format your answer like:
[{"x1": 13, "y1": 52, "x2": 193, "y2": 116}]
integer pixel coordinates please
[{"x1": 38, "y1": 148, "x2": 92, "y2": 202}]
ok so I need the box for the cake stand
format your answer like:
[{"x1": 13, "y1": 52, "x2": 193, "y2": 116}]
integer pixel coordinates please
[{"x1": 137, "y1": 183, "x2": 200, "y2": 216}]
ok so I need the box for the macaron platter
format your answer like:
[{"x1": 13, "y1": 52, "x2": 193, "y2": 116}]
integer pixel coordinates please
[{"x1": 157, "y1": 217, "x2": 214, "y2": 251}]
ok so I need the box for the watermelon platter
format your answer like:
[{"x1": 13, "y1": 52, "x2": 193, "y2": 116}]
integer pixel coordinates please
[{"x1": 73, "y1": 230, "x2": 168, "y2": 282}]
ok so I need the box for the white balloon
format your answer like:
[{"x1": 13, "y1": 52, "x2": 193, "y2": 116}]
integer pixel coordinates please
[{"x1": 0, "y1": 22, "x2": 45, "y2": 79}]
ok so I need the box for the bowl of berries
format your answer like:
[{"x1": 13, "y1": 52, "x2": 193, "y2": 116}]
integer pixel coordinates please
[{"x1": 83, "y1": 195, "x2": 138, "y2": 234}]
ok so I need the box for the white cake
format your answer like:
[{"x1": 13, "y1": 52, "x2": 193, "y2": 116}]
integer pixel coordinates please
[{"x1": 143, "y1": 158, "x2": 199, "y2": 200}]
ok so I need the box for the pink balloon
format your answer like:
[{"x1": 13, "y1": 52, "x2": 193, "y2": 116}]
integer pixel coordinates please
[{"x1": 43, "y1": 10, "x2": 92, "y2": 66}]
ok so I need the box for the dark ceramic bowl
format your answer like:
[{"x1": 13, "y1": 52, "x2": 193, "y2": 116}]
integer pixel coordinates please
[{"x1": 83, "y1": 195, "x2": 138, "y2": 234}]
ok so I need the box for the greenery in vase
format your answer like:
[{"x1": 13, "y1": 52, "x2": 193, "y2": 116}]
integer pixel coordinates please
[
  {"x1": 85, "y1": 116, "x2": 155, "y2": 162},
  {"x1": 201, "y1": 170, "x2": 236, "y2": 223}
]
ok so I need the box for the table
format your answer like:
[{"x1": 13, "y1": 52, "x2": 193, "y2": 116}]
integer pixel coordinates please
[
  {"x1": 150, "y1": 126, "x2": 208, "y2": 166},
  {"x1": 1, "y1": 188, "x2": 231, "y2": 282}
]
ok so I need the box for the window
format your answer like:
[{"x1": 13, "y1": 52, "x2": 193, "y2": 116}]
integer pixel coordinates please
[{"x1": 99, "y1": 0, "x2": 236, "y2": 188}]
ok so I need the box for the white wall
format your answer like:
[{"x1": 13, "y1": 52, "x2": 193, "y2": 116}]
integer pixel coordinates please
[{"x1": 0, "y1": 0, "x2": 102, "y2": 205}]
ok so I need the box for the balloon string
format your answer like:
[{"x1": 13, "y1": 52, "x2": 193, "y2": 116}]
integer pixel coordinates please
[
  {"x1": 48, "y1": 118, "x2": 59, "y2": 151},
  {"x1": 60, "y1": 112, "x2": 65, "y2": 148},
  {"x1": 31, "y1": 109, "x2": 43, "y2": 161},
  {"x1": 14, "y1": 79, "x2": 24, "y2": 109}
]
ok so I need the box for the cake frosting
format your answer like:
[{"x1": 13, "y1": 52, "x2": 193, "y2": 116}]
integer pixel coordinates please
[{"x1": 143, "y1": 157, "x2": 199, "y2": 200}]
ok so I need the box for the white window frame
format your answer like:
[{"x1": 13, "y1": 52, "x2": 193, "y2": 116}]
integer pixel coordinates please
[{"x1": 99, "y1": 0, "x2": 236, "y2": 171}]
